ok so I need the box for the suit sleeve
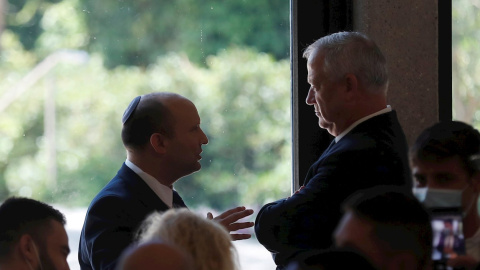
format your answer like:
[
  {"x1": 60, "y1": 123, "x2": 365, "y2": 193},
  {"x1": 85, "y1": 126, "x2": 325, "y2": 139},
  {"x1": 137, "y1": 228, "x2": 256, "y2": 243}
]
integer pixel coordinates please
[
  {"x1": 80, "y1": 196, "x2": 140, "y2": 270},
  {"x1": 254, "y1": 140, "x2": 409, "y2": 266},
  {"x1": 254, "y1": 160, "x2": 345, "y2": 253}
]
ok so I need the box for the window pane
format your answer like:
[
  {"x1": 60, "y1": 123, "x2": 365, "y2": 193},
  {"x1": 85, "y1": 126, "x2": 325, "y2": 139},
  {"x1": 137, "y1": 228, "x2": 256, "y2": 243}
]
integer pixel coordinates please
[
  {"x1": 0, "y1": 1, "x2": 290, "y2": 269},
  {"x1": 452, "y1": 0, "x2": 480, "y2": 126}
]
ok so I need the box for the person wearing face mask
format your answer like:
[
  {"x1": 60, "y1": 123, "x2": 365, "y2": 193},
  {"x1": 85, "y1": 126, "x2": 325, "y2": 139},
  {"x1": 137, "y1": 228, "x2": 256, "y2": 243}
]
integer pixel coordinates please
[
  {"x1": 0, "y1": 197, "x2": 70, "y2": 270},
  {"x1": 410, "y1": 121, "x2": 480, "y2": 270}
]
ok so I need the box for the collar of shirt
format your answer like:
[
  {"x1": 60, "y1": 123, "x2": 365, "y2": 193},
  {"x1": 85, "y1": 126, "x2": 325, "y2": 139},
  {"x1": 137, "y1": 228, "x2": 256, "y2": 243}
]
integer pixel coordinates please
[
  {"x1": 335, "y1": 105, "x2": 392, "y2": 143},
  {"x1": 125, "y1": 159, "x2": 173, "y2": 208}
]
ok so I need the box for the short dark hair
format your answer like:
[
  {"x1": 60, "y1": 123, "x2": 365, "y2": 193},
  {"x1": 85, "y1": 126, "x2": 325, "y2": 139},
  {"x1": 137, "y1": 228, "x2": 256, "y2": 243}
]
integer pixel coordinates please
[
  {"x1": 0, "y1": 197, "x2": 66, "y2": 259},
  {"x1": 342, "y1": 186, "x2": 432, "y2": 270},
  {"x1": 410, "y1": 121, "x2": 480, "y2": 176},
  {"x1": 121, "y1": 92, "x2": 176, "y2": 149}
]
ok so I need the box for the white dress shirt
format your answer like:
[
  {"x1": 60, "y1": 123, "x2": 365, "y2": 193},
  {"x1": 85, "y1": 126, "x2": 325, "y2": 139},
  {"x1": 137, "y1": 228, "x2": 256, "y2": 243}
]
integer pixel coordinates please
[
  {"x1": 125, "y1": 159, "x2": 173, "y2": 208},
  {"x1": 335, "y1": 105, "x2": 392, "y2": 143}
]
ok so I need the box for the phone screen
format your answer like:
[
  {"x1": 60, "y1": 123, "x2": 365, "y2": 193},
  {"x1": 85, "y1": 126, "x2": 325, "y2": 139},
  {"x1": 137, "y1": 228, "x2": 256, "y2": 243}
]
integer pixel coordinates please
[{"x1": 429, "y1": 208, "x2": 466, "y2": 269}]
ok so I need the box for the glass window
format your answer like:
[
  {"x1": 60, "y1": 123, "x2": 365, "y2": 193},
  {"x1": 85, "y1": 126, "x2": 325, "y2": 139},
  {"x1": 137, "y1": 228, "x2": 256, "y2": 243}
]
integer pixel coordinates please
[
  {"x1": 452, "y1": 0, "x2": 480, "y2": 127},
  {"x1": 0, "y1": 1, "x2": 290, "y2": 268}
]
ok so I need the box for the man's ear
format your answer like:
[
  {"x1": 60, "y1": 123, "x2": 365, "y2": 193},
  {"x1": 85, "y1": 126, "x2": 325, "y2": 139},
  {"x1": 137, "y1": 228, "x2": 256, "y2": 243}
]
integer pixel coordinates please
[
  {"x1": 150, "y1": 133, "x2": 168, "y2": 154},
  {"x1": 344, "y1": 73, "x2": 359, "y2": 101},
  {"x1": 18, "y1": 234, "x2": 37, "y2": 263}
]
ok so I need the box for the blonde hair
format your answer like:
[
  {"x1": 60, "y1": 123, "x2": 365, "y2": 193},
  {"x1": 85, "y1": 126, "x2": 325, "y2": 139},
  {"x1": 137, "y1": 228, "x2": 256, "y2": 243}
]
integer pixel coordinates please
[{"x1": 138, "y1": 209, "x2": 239, "y2": 270}]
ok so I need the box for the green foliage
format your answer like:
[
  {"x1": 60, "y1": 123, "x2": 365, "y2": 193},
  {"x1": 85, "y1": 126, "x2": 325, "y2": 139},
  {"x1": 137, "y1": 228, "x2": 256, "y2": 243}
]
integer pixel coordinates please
[
  {"x1": 34, "y1": 0, "x2": 89, "y2": 58},
  {"x1": 0, "y1": 40, "x2": 290, "y2": 208},
  {"x1": 0, "y1": 0, "x2": 291, "y2": 210},
  {"x1": 452, "y1": 0, "x2": 480, "y2": 128},
  {"x1": 77, "y1": 0, "x2": 289, "y2": 68},
  {"x1": 7, "y1": 0, "x2": 64, "y2": 50},
  {"x1": 166, "y1": 49, "x2": 292, "y2": 208}
]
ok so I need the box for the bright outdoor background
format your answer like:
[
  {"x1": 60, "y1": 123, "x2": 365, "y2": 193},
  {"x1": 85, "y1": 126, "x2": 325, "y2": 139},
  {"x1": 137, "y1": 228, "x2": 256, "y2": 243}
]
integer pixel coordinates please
[
  {"x1": 1, "y1": 0, "x2": 478, "y2": 269},
  {"x1": 452, "y1": 0, "x2": 480, "y2": 126},
  {"x1": 0, "y1": 0, "x2": 290, "y2": 269}
]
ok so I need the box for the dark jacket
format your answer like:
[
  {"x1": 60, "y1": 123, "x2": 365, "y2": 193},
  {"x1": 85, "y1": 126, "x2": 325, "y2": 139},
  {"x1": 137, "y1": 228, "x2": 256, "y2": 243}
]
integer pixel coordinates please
[
  {"x1": 254, "y1": 111, "x2": 412, "y2": 269},
  {"x1": 78, "y1": 163, "x2": 187, "y2": 270}
]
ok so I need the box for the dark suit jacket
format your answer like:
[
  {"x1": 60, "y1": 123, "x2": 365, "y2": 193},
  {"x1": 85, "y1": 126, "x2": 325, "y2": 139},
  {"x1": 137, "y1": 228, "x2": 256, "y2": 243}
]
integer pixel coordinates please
[
  {"x1": 78, "y1": 163, "x2": 187, "y2": 270},
  {"x1": 254, "y1": 111, "x2": 412, "y2": 269}
]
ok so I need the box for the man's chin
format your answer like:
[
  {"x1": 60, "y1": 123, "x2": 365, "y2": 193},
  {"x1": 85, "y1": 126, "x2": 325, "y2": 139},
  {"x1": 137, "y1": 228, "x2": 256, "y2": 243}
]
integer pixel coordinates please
[
  {"x1": 184, "y1": 161, "x2": 202, "y2": 172},
  {"x1": 193, "y1": 162, "x2": 202, "y2": 172},
  {"x1": 319, "y1": 121, "x2": 335, "y2": 136}
]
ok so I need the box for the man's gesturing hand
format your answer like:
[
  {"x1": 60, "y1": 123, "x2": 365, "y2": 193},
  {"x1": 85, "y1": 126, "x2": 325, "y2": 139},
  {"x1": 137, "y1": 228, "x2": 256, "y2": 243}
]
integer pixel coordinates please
[{"x1": 207, "y1": 206, "x2": 254, "y2": 241}]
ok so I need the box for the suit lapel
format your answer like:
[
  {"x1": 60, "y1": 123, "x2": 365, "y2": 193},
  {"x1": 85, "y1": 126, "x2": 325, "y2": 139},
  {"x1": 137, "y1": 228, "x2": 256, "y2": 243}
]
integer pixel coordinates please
[
  {"x1": 119, "y1": 164, "x2": 171, "y2": 211},
  {"x1": 172, "y1": 190, "x2": 188, "y2": 209},
  {"x1": 302, "y1": 111, "x2": 397, "y2": 186},
  {"x1": 319, "y1": 139, "x2": 336, "y2": 159},
  {"x1": 302, "y1": 139, "x2": 336, "y2": 186}
]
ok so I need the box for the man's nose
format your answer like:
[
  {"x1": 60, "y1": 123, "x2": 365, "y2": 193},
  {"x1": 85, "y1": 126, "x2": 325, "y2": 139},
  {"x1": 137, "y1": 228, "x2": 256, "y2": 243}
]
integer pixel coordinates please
[
  {"x1": 201, "y1": 130, "x2": 209, "y2": 145},
  {"x1": 306, "y1": 87, "x2": 315, "y2": 105}
]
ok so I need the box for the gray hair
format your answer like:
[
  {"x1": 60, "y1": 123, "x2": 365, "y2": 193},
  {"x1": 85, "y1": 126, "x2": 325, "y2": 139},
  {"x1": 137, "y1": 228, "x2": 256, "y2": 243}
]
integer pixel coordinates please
[{"x1": 303, "y1": 31, "x2": 388, "y2": 94}]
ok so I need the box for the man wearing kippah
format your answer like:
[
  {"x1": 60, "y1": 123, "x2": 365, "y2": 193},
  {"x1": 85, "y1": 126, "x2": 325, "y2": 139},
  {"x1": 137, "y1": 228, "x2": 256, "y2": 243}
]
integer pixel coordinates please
[{"x1": 78, "y1": 92, "x2": 254, "y2": 270}]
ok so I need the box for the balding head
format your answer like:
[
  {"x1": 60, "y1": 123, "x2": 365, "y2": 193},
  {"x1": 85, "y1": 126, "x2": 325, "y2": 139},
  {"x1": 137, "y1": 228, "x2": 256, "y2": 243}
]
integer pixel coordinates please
[
  {"x1": 117, "y1": 241, "x2": 194, "y2": 270},
  {"x1": 121, "y1": 92, "x2": 189, "y2": 150},
  {"x1": 120, "y1": 92, "x2": 208, "y2": 184}
]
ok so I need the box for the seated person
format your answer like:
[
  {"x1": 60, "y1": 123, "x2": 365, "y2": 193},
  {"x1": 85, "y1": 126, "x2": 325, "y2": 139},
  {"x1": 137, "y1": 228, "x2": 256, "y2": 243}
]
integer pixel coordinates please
[
  {"x1": 410, "y1": 120, "x2": 480, "y2": 269},
  {"x1": 116, "y1": 240, "x2": 194, "y2": 270},
  {"x1": 0, "y1": 197, "x2": 70, "y2": 270},
  {"x1": 333, "y1": 186, "x2": 432, "y2": 270},
  {"x1": 136, "y1": 208, "x2": 240, "y2": 270}
]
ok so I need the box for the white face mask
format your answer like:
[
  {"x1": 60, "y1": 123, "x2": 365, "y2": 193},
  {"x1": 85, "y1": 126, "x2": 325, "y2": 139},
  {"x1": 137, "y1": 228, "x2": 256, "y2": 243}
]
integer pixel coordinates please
[
  {"x1": 413, "y1": 185, "x2": 478, "y2": 218},
  {"x1": 413, "y1": 187, "x2": 463, "y2": 209},
  {"x1": 25, "y1": 241, "x2": 43, "y2": 270}
]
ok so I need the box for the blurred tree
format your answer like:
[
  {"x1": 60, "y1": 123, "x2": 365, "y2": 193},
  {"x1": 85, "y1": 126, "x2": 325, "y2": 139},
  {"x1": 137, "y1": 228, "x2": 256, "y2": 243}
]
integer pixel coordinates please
[
  {"x1": 0, "y1": 0, "x2": 290, "y2": 211},
  {"x1": 452, "y1": 0, "x2": 480, "y2": 128},
  {"x1": 0, "y1": 30, "x2": 42, "y2": 198},
  {"x1": 0, "y1": 114, "x2": 43, "y2": 199},
  {"x1": 165, "y1": 49, "x2": 292, "y2": 208},
  {"x1": 58, "y1": 48, "x2": 290, "y2": 208},
  {"x1": 78, "y1": 0, "x2": 289, "y2": 68},
  {"x1": 5, "y1": 0, "x2": 63, "y2": 50},
  {"x1": 0, "y1": 0, "x2": 5, "y2": 37}
]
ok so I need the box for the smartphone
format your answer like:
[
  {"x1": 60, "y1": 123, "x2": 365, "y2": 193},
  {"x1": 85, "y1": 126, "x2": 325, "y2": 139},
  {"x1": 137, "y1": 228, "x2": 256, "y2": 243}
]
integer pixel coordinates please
[{"x1": 429, "y1": 207, "x2": 466, "y2": 270}]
